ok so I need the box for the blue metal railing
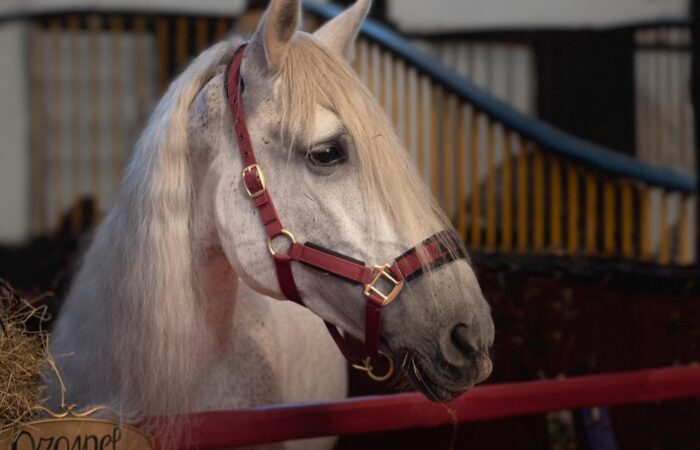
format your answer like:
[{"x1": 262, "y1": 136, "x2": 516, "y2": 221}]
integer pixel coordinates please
[{"x1": 305, "y1": 2, "x2": 696, "y2": 193}]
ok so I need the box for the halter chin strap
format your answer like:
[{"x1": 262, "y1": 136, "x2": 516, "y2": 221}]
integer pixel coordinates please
[{"x1": 226, "y1": 44, "x2": 466, "y2": 380}]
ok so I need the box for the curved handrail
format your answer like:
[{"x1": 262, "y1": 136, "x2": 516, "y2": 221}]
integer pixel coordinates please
[{"x1": 304, "y1": 2, "x2": 696, "y2": 193}]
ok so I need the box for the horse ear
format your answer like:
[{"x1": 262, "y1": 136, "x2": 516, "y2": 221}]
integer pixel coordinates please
[
  {"x1": 313, "y1": 0, "x2": 371, "y2": 62},
  {"x1": 247, "y1": 0, "x2": 301, "y2": 73}
]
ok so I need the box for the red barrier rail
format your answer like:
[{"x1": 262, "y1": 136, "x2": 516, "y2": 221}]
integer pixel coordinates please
[{"x1": 167, "y1": 365, "x2": 700, "y2": 449}]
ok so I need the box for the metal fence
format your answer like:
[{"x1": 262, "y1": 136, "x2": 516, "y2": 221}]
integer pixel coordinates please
[
  {"x1": 23, "y1": 5, "x2": 698, "y2": 266},
  {"x1": 27, "y1": 13, "x2": 235, "y2": 235}
]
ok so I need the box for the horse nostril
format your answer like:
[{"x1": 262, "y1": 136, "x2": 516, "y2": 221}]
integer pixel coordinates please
[{"x1": 451, "y1": 324, "x2": 477, "y2": 359}]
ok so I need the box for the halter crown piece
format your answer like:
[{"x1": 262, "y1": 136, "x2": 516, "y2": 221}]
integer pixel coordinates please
[{"x1": 226, "y1": 45, "x2": 466, "y2": 381}]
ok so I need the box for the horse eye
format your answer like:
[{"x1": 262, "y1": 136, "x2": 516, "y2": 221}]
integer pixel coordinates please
[{"x1": 308, "y1": 143, "x2": 347, "y2": 167}]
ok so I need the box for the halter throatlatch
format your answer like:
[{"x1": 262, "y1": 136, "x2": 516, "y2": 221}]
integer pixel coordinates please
[{"x1": 226, "y1": 45, "x2": 467, "y2": 381}]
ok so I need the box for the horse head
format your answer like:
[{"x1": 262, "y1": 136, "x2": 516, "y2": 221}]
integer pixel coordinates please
[{"x1": 198, "y1": 0, "x2": 495, "y2": 401}]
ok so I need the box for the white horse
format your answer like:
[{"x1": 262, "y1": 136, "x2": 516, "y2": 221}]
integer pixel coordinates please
[{"x1": 48, "y1": 0, "x2": 494, "y2": 448}]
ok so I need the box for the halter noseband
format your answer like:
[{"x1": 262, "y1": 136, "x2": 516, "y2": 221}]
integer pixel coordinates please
[{"x1": 226, "y1": 45, "x2": 466, "y2": 381}]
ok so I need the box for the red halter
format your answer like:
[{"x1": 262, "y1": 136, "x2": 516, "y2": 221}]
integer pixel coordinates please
[{"x1": 226, "y1": 45, "x2": 466, "y2": 380}]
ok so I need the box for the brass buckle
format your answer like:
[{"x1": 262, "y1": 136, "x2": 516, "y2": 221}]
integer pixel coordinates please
[
  {"x1": 351, "y1": 351, "x2": 395, "y2": 382},
  {"x1": 363, "y1": 264, "x2": 404, "y2": 306},
  {"x1": 242, "y1": 164, "x2": 266, "y2": 198}
]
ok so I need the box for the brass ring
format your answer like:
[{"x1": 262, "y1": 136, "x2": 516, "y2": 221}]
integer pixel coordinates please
[
  {"x1": 351, "y1": 351, "x2": 395, "y2": 382},
  {"x1": 367, "y1": 351, "x2": 395, "y2": 382},
  {"x1": 268, "y1": 229, "x2": 296, "y2": 256}
]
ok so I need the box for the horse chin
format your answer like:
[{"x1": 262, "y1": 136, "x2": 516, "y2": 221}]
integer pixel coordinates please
[
  {"x1": 397, "y1": 351, "x2": 493, "y2": 403},
  {"x1": 409, "y1": 375, "x2": 466, "y2": 403}
]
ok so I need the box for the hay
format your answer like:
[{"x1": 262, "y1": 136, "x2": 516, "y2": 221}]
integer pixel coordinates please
[{"x1": 0, "y1": 279, "x2": 56, "y2": 429}]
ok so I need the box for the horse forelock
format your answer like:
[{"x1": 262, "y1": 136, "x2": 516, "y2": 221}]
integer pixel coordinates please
[{"x1": 277, "y1": 33, "x2": 464, "y2": 268}]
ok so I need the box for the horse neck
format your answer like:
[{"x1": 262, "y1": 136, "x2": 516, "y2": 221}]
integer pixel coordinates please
[{"x1": 193, "y1": 247, "x2": 239, "y2": 347}]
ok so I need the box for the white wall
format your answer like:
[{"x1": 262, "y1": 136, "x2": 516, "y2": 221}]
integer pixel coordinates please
[
  {"x1": 0, "y1": 22, "x2": 29, "y2": 242},
  {"x1": 0, "y1": 0, "x2": 336, "y2": 15},
  {"x1": 389, "y1": 0, "x2": 689, "y2": 32},
  {"x1": 0, "y1": 0, "x2": 247, "y2": 15},
  {"x1": 0, "y1": 0, "x2": 685, "y2": 29}
]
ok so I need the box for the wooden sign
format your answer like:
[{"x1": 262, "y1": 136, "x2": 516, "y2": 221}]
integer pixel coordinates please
[{"x1": 0, "y1": 407, "x2": 152, "y2": 450}]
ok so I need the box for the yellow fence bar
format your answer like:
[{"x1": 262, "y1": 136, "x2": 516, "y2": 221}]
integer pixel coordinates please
[
  {"x1": 585, "y1": 174, "x2": 598, "y2": 254},
  {"x1": 516, "y1": 136, "x2": 528, "y2": 252},
  {"x1": 196, "y1": 18, "x2": 209, "y2": 52},
  {"x1": 486, "y1": 120, "x2": 497, "y2": 250},
  {"x1": 30, "y1": 25, "x2": 46, "y2": 233},
  {"x1": 366, "y1": 44, "x2": 374, "y2": 96},
  {"x1": 379, "y1": 51, "x2": 387, "y2": 113},
  {"x1": 501, "y1": 130, "x2": 513, "y2": 252},
  {"x1": 566, "y1": 164, "x2": 579, "y2": 254},
  {"x1": 68, "y1": 16, "x2": 82, "y2": 231},
  {"x1": 374, "y1": 46, "x2": 382, "y2": 98},
  {"x1": 88, "y1": 15, "x2": 101, "y2": 215},
  {"x1": 430, "y1": 85, "x2": 439, "y2": 196},
  {"x1": 532, "y1": 149, "x2": 545, "y2": 251},
  {"x1": 549, "y1": 157, "x2": 562, "y2": 251},
  {"x1": 442, "y1": 94, "x2": 454, "y2": 220},
  {"x1": 621, "y1": 184, "x2": 634, "y2": 259},
  {"x1": 391, "y1": 57, "x2": 399, "y2": 127},
  {"x1": 403, "y1": 65, "x2": 412, "y2": 152},
  {"x1": 640, "y1": 186, "x2": 652, "y2": 261},
  {"x1": 603, "y1": 181, "x2": 616, "y2": 255},
  {"x1": 359, "y1": 39, "x2": 369, "y2": 88},
  {"x1": 156, "y1": 18, "x2": 169, "y2": 93},
  {"x1": 216, "y1": 19, "x2": 229, "y2": 40},
  {"x1": 353, "y1": 39, "x2": 361, "y2": 74},
  {"x1": 50, "y1": 19, "x2": 63, "y2": 226},
  {"x1": 679, "y1": 194, "x2": 690, "y2": 265},
  {"x1": 659, "y1": 192, "x2": 670, "y2": 265},
  {"x1": 111, "y1": 16, "x2": 125, "y2": 194},
  {"x1": 416, "y1": 76, "x2": 425, "y2": 177},
  {"x1": 133, "y1": 17, "x2": 148, "y2": 130},
  {"x1": 470, "y1": 110, "x2": 482, "y2": 250},
  {"x1": 456, "y1": 104, "x2": 467, "y2": 241},
  {"x1": 176, "y1": 18, "x2": 189, "y2": 69}
]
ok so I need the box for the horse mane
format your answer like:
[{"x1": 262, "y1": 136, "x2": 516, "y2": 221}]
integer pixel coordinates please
[{"x1": 51, "y1": 39, "x2": 242, "y2": 425}]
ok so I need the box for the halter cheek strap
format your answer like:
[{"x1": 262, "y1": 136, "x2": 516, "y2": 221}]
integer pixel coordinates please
[{"x1": 226, "y1": 44, "x2": 466, "y2": 380}]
